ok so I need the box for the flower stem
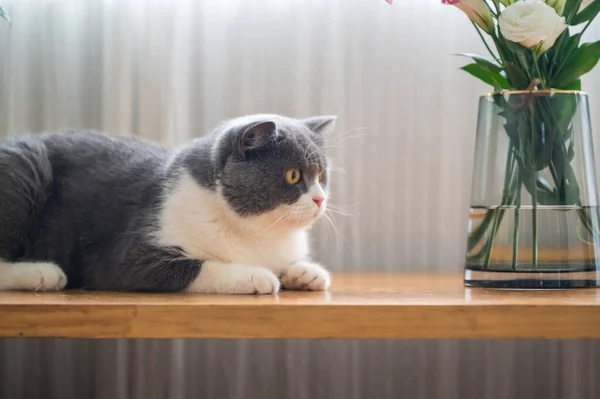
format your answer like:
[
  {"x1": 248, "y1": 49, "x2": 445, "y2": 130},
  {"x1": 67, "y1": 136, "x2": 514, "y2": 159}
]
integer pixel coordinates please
[
  {"x1": 580, "y1": 19, "x2": 594, "y2": 38},
  {"x1": 532, "y1": 54, "x2": 545, "y2": 87},
  {"x1": 532, "y1": 195, "x2": 538, "y2": 269},
  {"x1": 483, "y1": 144, "x2": 516, "y2": 268},
  {"x1": 530, "y1": 110, "x2": 539, "y2": 269},
  {"x1": 512, "y1": 173, "x2": 521, "y2": 271},
  {"x1": 472, "y1": 22, "x2": 501, "y2": 64},
  {"x1": 491, "y1": 0, "x2": 501, "y2": 15},
  {"x1": 483, "y1": 2, "x2": 498, "y2": 18}
]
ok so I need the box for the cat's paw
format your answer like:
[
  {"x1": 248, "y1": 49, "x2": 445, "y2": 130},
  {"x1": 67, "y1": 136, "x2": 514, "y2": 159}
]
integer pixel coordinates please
[
  {"x1": 0, "y1": 262, "x2": 67, "y2": 291},
  {"x1": 281, "y1": 261, "x2": 331, "y2": 291},
  {"x1": 236, "y1": 267, "x2": 280, "y2": 295},
  {"x1": 188, "y1": 262, "x2": 280, "y2": 295}
]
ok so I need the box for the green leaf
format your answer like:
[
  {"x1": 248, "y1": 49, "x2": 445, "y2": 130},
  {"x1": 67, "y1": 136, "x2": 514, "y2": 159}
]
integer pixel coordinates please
[
  {"x1": 534, "y1": 123, "x2": 555, "y2": 171},
  {"x1": 564, "y1": 32, "x2": 582, "y2": 51},
  {"x1": 551, "y1": 94, "x2": 579, "y2": 135},
  {"x1": 548, "y1": 32, "x2": 581, "y2": 82},
  {"x1": 454, "y1": 53, "x2": 503, "y2": 74},
  {"x1": 505, "y1": 41, "x2": 534, "y2": 81},
  {"x1": 518, "y1": 163, "x2": 560, "y2": 205},
  {"x1": 546, "y1": 31, "x2": 577, "y2": 75},
  {"x1": 504, "y1": 62, "x2": 529, "y2": 89},
  {"x1": 536, "y1": 176, "x2": 555, "y2": 194},
  {"x1": 554, "y1": 40, "x2": 600, "y2": 87},
  {"x1": 572, "y1": 0, "x2": 600, "y2": 24},
  {"x1": 564, "y1": 0, "x2": 584, "y2": 23},
  {"x1": 505, "y1": 40, "x2": 528, "y2": 55},
  {"x1": 552, "y1": 142, "x2": 581, "y2": 205},
  {"x1": 563, "y1": 79, "x2": 582, "y2": 90},
  {"x1": 494, "y1": 33, "x2": 518, "y2": 66},
  {"x1": 460, "y1": 63, "x2": 511, "y2": 90},
  {"x1": 0, "y1": 6, "x2": 10, "y2": 25}
]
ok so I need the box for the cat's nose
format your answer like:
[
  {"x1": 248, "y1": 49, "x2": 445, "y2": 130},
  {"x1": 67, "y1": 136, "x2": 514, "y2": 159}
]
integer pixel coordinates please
[{"x1": 313, "y1": 197, "x2": 324, "y2": 208}]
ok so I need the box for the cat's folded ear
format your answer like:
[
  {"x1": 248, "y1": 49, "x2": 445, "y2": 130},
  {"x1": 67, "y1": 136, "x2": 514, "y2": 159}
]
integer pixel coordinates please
[
  {"x1": 238, "y1": 121, "x2": 277, "y2": 156},
  {"x1": 303, "y1": 116, "x2": 337, "y2": 136}
]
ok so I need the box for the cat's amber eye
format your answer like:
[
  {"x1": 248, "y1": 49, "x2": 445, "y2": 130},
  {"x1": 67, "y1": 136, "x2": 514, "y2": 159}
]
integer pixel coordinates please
[
  {"x1": 318, "y1": 171, "x2": 325, "y2": 182},
  {"x1": 285, "y1": 168, "x2": 301, "y2": 185}
]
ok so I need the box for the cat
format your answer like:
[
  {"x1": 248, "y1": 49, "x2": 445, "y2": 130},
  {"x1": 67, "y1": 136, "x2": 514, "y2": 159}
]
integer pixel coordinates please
[{"x1": 0, "y1": 114, "x2": 336, "y2": 294}]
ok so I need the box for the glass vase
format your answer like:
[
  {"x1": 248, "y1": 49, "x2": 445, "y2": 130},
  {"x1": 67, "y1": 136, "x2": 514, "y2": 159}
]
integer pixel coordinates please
[{"x1": 464, "y1": 90, "x2": 600, "y2": 289}]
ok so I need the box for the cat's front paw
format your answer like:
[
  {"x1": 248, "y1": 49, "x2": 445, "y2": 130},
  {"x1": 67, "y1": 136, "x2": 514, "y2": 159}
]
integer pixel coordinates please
[
  {"x1": 188, "y1": 262, "x2": 280, "y2": 295},
  {"x1": 1, "y1": 262, "x2": 67, "y2": 291},
  {"x1": 281, "y1": 261, "x2": 331, "y2": 291}
]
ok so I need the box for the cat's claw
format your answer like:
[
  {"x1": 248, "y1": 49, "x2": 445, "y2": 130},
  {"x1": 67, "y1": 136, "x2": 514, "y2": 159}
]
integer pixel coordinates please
[{"x1": 281, "y1": 261, "x2": 331, "y2": 291}]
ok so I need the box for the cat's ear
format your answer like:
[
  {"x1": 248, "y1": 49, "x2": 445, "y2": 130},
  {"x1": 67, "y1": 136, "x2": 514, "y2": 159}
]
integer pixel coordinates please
[
  {"x1": 239, "y1": 121, "x2": 277, "y2": 154},
  {"x1": 303, "y1": 116, "x2": 337, "y2": 136}
]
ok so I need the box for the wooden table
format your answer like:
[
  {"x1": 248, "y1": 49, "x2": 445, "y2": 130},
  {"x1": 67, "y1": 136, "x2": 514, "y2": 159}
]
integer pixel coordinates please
[{"x1": 1, "y1": 273, "x2": 600, "y2": 339}]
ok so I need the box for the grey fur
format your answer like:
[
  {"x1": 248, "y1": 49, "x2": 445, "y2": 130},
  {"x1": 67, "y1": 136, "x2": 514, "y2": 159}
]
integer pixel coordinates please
[{"x1": 0, "y1": 114, "x2": 335, "y2": 292}]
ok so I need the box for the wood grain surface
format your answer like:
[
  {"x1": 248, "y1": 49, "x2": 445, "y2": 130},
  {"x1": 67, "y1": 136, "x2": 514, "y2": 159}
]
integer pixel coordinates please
[{"x1": 1, "y1": 273, "x2": 600, "y2": 339}]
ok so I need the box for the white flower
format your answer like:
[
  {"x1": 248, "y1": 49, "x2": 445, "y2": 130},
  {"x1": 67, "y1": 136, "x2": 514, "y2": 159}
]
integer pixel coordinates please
[
  {"x1": 499, "y1": 0, "x2": 567, "y2": 53},
  {"x1": 580, "y1": 0, "x2": 593, "y2": 12}
]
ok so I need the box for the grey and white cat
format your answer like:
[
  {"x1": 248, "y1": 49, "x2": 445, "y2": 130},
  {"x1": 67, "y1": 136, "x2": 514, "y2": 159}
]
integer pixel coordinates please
[{"x1": 0, "y1": 114, "x2": 336, "y2": 294}]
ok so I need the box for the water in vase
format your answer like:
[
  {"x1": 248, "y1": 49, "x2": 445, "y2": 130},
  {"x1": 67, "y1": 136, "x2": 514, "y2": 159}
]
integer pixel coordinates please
[{"x1": 465, "y1": 205, "x2": 600, "y2": 288}]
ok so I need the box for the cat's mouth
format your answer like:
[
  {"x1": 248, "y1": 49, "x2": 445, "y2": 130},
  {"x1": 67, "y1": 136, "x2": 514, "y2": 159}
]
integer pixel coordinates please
[
  {"x1": 310, "y1": 206, "x2": 327, "y2": 222},
  {"x1": 263, "y1": 202, "x2": 326, "y2": 230},
  {"x1": 285, "y1": 210, "x2": 324, "y2": 229}
]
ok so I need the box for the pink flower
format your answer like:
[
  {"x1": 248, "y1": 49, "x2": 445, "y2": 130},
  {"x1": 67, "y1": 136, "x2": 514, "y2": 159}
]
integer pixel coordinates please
[
  {"x1": 385, "y1": 0, "x2": 393, "y2": 4},
  {"x1": 442, "y1": 0, "x2": 494, "y2": 34}
]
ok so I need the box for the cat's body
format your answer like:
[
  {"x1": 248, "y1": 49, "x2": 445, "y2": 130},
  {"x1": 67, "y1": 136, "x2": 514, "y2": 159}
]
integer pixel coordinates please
[{"x1": 0, "y1": 114, "x2": 335, "y2": 294}]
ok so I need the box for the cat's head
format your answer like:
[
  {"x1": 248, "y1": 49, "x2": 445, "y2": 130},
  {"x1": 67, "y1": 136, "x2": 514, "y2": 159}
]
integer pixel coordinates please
[{"x1": 205, "y1": 114, "x2": 336, "y2": 231}]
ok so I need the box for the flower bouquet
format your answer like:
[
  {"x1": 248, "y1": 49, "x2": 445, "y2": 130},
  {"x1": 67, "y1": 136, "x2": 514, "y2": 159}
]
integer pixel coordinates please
[
  {"x1": 443, "y1": 0, "x2": 599, "y2": 93},
  {"x1": 389, "y1": 0, "x2": 600, "y2": 288}
]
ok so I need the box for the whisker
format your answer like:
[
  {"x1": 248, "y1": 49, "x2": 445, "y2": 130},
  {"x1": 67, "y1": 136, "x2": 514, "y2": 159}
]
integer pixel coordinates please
[
  {"x1": 323, "y1": 212, "x2": 341, "y2": 240},
  {"x1": 316, "y1": 212, "x2": 331, "y2": 249},
  {"x1": 306, "y1": 146, "x2": 327, "y2": 162},
  {"x1": 268, "y1": 215, "x2": 291, "y2": 233},
  {"x1": 303, "y1": 141, "x2": 319, "y2": 160},
  {"x1": 327, "y1": 200, "x2": 363, "y2": 210},
  {"x1": 325, "y1": 207, "x2": 354, "y2": 217},
  {"x1": 328, "y1": 165, "x2": 347, "y2": 175},
  {"x1": 330, "y1": 133, "x2": 368, "y2": 146},
  {"x1": 323, "y1": 211, "x2": 346, "y2": 249},
  {"x1": 303, "y1": 128, "x2": 371, "y2": 169},
  {"x1": 329, "y1": 126, "x2": 372, "y2": 143},
  {"x1": 264, "y1": 208, "x2": 294, "y2": 233},
  {"x1": 307, "y1": 140, "x2": 360, "y2": 160}
]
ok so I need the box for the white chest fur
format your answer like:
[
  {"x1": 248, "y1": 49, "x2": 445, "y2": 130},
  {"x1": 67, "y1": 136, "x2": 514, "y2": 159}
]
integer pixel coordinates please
[{"x1": 155, "y1": 173, "x2": 310, "y2": 273}]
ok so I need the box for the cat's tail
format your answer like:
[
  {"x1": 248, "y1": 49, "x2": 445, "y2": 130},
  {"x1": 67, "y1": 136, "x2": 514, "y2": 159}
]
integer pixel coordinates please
[{"x1": 0, "y1": 135, "x2": 53, "y2": 260}]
